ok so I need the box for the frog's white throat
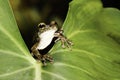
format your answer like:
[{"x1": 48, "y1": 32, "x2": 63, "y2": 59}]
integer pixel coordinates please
[{"x1": 37, "y1": 29, "x2": 56, "y2": 50}]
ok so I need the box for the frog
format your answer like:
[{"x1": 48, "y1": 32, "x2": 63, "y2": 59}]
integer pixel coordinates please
[{"x1": 31, "y1": 21, "x2": 73, "y2": 66}]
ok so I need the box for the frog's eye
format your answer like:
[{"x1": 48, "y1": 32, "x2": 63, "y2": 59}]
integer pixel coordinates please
[
  {"x1": 50, "y1": 21, "x2": 58, "y2": 26},
  {"x1": 38, "y1": 23, "x2": 46, "y2": 28}
]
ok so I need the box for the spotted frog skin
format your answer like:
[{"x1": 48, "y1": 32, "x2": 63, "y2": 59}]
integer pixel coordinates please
[{"x1": 31, "y1": 21, "x2": 73, "y2": 66}]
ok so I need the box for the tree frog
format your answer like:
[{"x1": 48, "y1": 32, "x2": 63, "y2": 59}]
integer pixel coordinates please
[{"x1": 31, "y1": 21, "x2": 73, "y2": 66}]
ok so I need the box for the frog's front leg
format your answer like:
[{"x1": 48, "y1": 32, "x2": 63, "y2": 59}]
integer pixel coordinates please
[
  {"x1": 54, "y1": 30, "x2": 73, "y2": 48},
  {"x1": 31, "y1": 42, "x2": 41, "y2": 60}
]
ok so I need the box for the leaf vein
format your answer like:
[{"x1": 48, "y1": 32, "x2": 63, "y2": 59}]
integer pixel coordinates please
[
  {"x1": 52, "y1": 49, "x2": 111, "y2": 62},
  {"x1": 54, "y1": 62, "x2": 93, "y2": 77},
  {"x1": 0, "y1": 50, "x2": 26, "y2": 59},
  {"x1": 0, "y1": 66, "x2": 34, "y2": 77},
  {"x1": 42, "y1": 70, "x2": 67, "y2": 80},
  {"x1": 68, "y1": 30, "x2": 96, "y2": 38},
  {"x1": 0, "y1": 25, "x2": 28, "y2": 56}
]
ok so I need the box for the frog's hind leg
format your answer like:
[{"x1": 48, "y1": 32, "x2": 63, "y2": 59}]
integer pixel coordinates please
[{"x1": 41, "y1": 54, "x2": 54, "y2": 66}]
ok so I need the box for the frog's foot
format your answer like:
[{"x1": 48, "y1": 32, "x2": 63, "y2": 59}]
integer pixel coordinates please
[
  {"x1": 61, "y1": 37, "x2": 73, "y2": 49},
  {"x1": 41, "y1": 54, "x2": 54, "y2": 66},
  {"x1": 54, "y1": 30, "x2": 73, "y2": 49},
  {"x1": 55, "y1": 35, "x2": 73, "y2": 48}
]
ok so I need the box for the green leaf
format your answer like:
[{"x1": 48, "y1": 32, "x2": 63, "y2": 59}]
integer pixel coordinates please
[
  {"x1": 0, "y1": 0, "x2": 36, "y2": 80},
  {"x1": 0, "y1": 0, "x2": 120, "y2": 80},
  {"x1": 97, "y1": 8, "x2": 120, "y2": 44}
]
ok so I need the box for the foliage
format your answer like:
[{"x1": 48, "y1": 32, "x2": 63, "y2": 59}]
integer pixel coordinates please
[{"x1": 0, "y1": 0, "x2": 120, "y2": 80}]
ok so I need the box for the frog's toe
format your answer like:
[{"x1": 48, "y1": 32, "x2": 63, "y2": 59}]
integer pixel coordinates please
[
  {"x1": 41, "y1": 54, "x2": 54, "y2": 66},
  {"x1": 62, "y1": 44, "x2": 66, "y2": 48},
  {"x1": 68, "y1": 41, "x2": 73, "y2": 46}
]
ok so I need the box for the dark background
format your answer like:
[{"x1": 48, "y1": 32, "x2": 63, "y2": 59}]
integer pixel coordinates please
[
  {"x1": 10, "y1": 0, "x2": 120, "y2": 50},
  {"x1": 102, "y1": 0, "x2": 120, "y2": 9}
]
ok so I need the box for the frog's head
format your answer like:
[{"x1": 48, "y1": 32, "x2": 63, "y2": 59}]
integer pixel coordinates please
[{"x1": 38, "y1": 21, "x2": 58, "y2": 33}]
